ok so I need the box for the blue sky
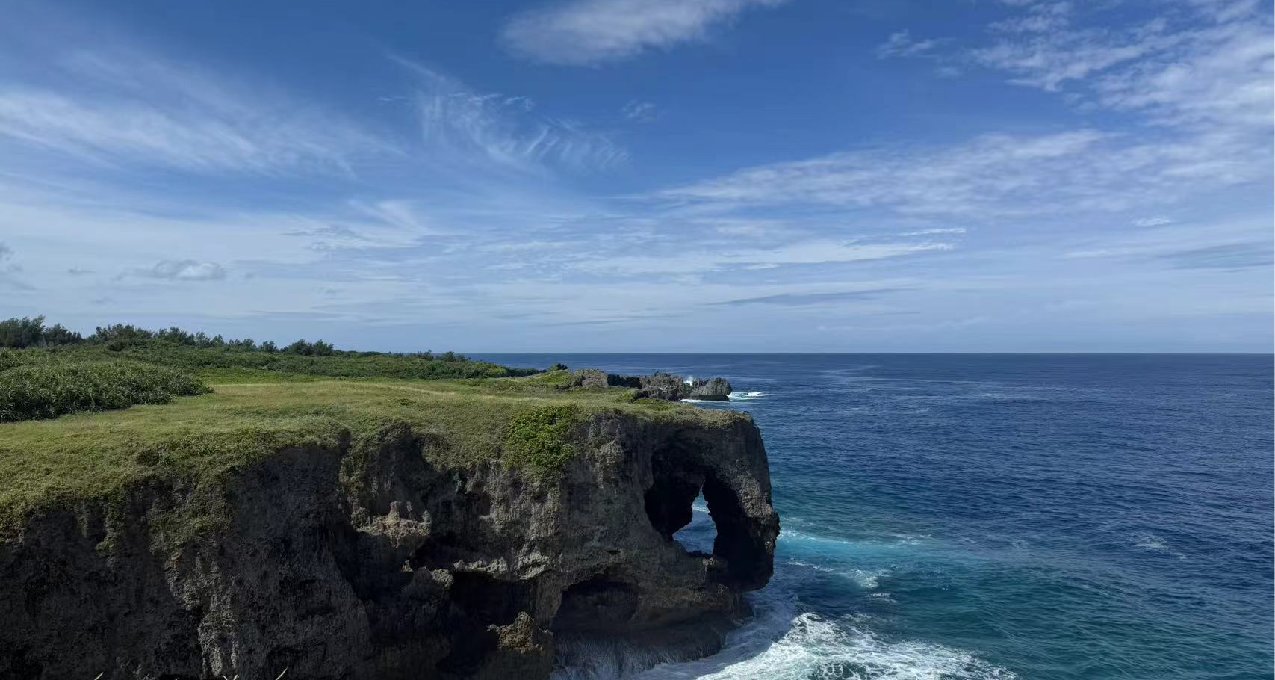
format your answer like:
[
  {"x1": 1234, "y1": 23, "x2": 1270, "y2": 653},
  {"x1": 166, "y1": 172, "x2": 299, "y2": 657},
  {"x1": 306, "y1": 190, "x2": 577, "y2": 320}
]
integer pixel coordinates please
[{"x1": 0, "y1": 0, "x2": 1270, "y2": 352}]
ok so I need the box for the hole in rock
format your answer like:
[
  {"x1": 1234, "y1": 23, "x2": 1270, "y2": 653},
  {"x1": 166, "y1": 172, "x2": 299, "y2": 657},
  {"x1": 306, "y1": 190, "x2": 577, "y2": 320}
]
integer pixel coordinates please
[
  {"x1": 672, "y1": 491, "x2": 717, "y2": 555},
  {"x1": 644, "y1": 441, "x2": 770, "y2": 588},
  {"x1": 701, "y1": 474, "x2": 769, "y2": 589},
  {"x1": 643, "y1": 456, "x2": 701, "y2": 539}
]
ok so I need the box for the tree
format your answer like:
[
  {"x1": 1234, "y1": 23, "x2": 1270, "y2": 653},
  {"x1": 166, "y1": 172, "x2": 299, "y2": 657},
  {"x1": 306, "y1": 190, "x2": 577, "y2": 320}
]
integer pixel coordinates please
[
  {"x1": 0, "y1": 316, "x2": 47, "y2": 348},
  {"x1": 284, "y1": 340, "x2": 313, "y2": 355},
  {"x1": 42, "y1": 324, "x2": 82, "y2": 346}
]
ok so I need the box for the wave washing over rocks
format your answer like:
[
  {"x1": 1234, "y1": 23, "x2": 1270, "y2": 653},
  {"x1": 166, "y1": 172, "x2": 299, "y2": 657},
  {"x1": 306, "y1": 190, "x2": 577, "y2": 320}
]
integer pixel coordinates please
[{"x1": 554, "y1": 504, "x2": 1014, "y2": 680}]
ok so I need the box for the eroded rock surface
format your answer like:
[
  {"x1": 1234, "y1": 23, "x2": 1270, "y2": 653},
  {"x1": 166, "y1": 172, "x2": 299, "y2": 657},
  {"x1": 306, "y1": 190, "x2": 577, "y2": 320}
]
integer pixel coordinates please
[
  {"x1": 0, "y1": 411, "x2": 778, "y2": 679},
  {"x1": 688, "y1": 378, "x2": 733, "y2": 402}
]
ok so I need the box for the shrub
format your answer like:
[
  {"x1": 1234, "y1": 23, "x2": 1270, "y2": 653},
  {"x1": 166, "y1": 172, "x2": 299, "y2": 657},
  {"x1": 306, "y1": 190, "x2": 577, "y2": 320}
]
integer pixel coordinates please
[
  {"x1": 0, "y1": 361, "x2": 210, "y2": 422},
  {"x1": 504, "y1": 405, "x2": 582, "y2": 473}
]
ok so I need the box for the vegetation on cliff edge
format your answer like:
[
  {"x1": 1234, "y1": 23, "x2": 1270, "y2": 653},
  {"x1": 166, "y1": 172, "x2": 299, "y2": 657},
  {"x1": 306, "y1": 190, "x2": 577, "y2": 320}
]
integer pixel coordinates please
[{"x1": 0, "y1": 373, "x2": 746, "y2": 536}]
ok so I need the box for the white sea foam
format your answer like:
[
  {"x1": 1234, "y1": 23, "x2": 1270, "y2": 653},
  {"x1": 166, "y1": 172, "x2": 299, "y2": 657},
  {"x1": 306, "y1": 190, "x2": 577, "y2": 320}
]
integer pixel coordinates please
[
  {"x1": 785, "y1": 560, "x2": 888, "y2": 589},
  {"x1": 1133, "y1": 533, "x2": 1186, "y2": 559},
  {"x1": 727, "y1": 391, "x2": 766, "y2": 401},
  {"x1": 556, "y1": 539, "x2": 1011, "y2": 680},
  {"x1": 636, "y1": 613, "x2": 1015, "y2": 680},
  {"x1": 1133, "y1": 533, "x2": 1167, "y2": 551},
  {"x1": 620, "y1": 584, "x2": 1013, "y2": 680}
]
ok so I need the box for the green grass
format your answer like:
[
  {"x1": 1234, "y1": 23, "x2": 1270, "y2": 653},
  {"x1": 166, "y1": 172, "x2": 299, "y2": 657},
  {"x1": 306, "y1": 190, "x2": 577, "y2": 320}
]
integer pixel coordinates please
[
  {"x1": 0, "y1": 360, "x2": 210, "y2": 422},
  {"x1": 0, "y1": 373, "x2": 745, "y2": 537}
]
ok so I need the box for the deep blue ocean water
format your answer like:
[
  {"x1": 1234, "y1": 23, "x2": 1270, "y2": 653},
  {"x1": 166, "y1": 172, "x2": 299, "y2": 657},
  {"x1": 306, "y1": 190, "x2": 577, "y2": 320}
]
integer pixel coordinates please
[{"x1": 474, "y1": 354, "x2": 1274, "y2": 680}]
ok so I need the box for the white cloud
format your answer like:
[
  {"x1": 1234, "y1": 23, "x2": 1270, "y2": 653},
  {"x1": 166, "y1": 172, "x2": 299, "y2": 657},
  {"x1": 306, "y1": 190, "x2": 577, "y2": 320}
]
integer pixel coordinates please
[
  {"x1": 0, "y1": 46, "x2": 387, "y2": 175},
  {"x1": 622, "y1": 100, "x2": 658, "y2": 122},
  {"x1": 876, "y1": 30, "x2": 940, "y2": 59},
  {"x1": 1091, "y1": 18, "x2": 1273, "y2": 132},
  {"x1": 142, "y1": 260, "x2": 226, "y2": 281},
  {"x1": 902, "y1": 227, "x2": 967, "y2": 236},
  {"x1": 966, "y1": 0, "x2": 1273, "y2": 135},
  {"x1": 572, "y1": 239, "x2": 954, "y2": 276},
  {"x1": 395, "y1": 59, "x2": 626, "y2": 172},
  {"x1": 501, "y1": 0, "x2": 788, "y2": 65},
  {"x1": 662, "y1": 0, "x2": 1273, "y2": 227},
  {"x1": 988, "y1": 2, "x2": 1071, "y2": 34},
  {"x1": 970, "y1": 23, "x2": 1172, "y2": 92},
  {"x1": 663, "y1": 130, "x2": 1239, "y2": 217}
]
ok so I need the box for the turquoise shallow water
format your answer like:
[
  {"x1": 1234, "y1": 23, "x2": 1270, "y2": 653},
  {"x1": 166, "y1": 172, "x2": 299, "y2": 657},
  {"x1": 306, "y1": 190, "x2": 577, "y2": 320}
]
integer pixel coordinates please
[{"x1": 474, "y1": 354, "x2": 1274, "y2": 680}]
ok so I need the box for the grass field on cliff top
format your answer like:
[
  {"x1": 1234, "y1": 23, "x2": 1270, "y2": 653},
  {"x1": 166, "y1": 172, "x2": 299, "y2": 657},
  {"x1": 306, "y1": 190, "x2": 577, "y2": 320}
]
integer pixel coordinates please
[
  {"x1": 0, "y1": 320, "x2": 746, "y2": 533},
  {"x1": 0, "y1": 369, "x2": 741, "y2": 534}
]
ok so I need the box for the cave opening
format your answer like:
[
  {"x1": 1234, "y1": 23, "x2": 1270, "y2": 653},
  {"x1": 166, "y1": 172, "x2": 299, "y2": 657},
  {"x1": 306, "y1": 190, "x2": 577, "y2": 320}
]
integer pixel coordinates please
[
  {"x1": 435, "y1": 571, "x2": 534, "y2": 675},
  {"x1": 447, "y1": 571, "x2": 530, "y2": 626},
  {"x1": 644, "y1": 441, "x2": 771, "y2": 589},
  {"x1": 551, "y1": 574, "x2": 639, "y2": 633},
  {"x1": 672, "y1": 490, "x2": 716, "y2": 555}
]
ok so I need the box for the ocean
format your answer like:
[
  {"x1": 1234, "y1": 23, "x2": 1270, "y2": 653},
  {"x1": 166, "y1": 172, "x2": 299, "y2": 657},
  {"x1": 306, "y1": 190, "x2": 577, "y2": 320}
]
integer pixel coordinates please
[{"x1": 472, "y1": 354, "x2": 1274, "y2": 680}]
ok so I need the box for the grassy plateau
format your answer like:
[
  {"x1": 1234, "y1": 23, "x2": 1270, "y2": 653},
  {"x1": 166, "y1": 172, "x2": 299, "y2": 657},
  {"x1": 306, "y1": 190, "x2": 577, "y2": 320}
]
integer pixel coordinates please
[{"x1": 0, "y1": 332, "x2": 740, "y2": 537}]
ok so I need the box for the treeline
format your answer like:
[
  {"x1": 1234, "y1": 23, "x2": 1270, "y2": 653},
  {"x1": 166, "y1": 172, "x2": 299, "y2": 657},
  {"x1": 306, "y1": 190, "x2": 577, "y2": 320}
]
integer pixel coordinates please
[
  {"x1": 0, "y1": 316, "x2": 467, "y2": 361},
  {"x1": 0, "y1": 316, "x2": 82, "y2": 348}
]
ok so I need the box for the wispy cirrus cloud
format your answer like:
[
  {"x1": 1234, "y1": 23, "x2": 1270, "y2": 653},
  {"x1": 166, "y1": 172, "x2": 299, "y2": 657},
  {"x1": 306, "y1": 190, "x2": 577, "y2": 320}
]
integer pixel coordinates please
[
  {"x1": 621, "y1": 100, "x2": 658, "y2": 122},
  {"x1": 956, "y1": 0, "x2": 1272, "y2": 136},
  {"x1": 0, "y1": 40, "x2": 388, "y2": 176},
  {"x1": 709, "y1": 287, "x2": 910, "y2": 307},
  {"x1": 571, "y1": 238, "x2": 954, "y2": 276},
  {"x1": 875, "y1": 30, "x2": 941, "y2": 59},
  {"x1": 500, "y1": 0, "x2": 788, "y2": 66},
  {"x1": 660, "y1": 129, "x2": 1258, "y2": 218},
  {"x1": 394, "y1": 58, "x2": 626, "y2": 172},
  {"x1": 673, "y1": 0, "x2": 1272, "y2": 223}
]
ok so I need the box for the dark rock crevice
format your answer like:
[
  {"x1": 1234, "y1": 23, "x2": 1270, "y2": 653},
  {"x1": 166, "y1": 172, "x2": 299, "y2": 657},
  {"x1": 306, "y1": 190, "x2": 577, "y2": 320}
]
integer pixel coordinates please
[{"x1": 552, "y1": 574, "x2": 639, "y2": 633}]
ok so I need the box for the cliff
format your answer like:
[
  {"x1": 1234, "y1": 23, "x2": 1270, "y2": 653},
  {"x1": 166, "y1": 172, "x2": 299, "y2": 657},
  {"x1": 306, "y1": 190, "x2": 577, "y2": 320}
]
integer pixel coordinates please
[{"x1": 0, "y1": 378, "x2": 778, "y2": 679}]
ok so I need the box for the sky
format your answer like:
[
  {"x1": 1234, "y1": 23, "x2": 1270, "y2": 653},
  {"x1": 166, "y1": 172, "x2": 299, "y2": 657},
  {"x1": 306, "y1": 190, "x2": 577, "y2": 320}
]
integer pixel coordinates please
[{"x1": 0, "y1": 0, "x2": 1271, "y2": 352}]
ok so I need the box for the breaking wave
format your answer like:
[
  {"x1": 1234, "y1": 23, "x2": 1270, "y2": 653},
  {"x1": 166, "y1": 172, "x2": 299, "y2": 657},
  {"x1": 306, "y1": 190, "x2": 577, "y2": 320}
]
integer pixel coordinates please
[{"x1": 555, "y1": 579, "x2": 1013, "y2": 680}]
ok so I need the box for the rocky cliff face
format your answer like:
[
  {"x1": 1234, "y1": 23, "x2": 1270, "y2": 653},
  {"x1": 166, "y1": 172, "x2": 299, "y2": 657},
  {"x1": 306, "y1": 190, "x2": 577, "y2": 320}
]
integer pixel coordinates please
[{"x1": 0, "y1": 411, "x2": 778, "y2": 679}]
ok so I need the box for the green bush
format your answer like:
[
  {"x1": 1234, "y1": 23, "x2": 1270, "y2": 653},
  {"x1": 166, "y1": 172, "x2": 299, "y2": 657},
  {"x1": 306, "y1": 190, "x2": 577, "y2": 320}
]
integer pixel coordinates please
[
  {"x1": 504, "y1": 404, "x2": 582, "y2": 473},
  {"x1": 0, "y1": 361, "x2": 211, "y2": 422}
]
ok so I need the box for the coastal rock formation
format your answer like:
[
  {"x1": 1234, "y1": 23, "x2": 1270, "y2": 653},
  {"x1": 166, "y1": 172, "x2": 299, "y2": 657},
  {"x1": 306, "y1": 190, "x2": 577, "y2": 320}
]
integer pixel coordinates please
[
  {"x1": 688, "y1": 378, "x2": 733, "y2": 402},
  {"x1": 0, "y1": 412, "x2": 778, "y2": 679},
  {"x1": 572, "y1": 371, "x2": 735, "y2": 402}
]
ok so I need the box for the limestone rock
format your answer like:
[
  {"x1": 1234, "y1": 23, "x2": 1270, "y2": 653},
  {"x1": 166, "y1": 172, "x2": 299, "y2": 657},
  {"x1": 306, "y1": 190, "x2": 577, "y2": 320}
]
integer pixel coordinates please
[
  {"x1": 688, "y1": 378, "x2": 733, "y2": 401},
  {"x1": 0, "y1": 412, "x2": 778, "y2": 679}
]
